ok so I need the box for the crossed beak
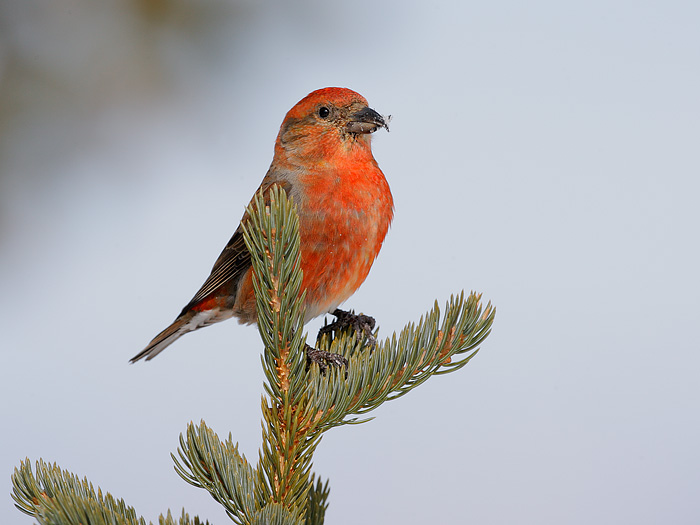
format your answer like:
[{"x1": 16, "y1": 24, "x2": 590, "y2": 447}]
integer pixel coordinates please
[{"x1": 347, "y1": 107, "x2": 390, "y2": 134}]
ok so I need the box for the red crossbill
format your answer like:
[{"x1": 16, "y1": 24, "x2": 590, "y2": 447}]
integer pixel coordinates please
[{"x1": 131, "y1": 87, "x2": 393, "y2": 362}]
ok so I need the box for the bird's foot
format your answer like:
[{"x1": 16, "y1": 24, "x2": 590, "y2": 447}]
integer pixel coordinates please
[
  {"x1": 318, "y1": 308, "x2": 377, "y2": 348},
  {"x1": 305, "y1": 344, "x2": 349, "y2": 374}
]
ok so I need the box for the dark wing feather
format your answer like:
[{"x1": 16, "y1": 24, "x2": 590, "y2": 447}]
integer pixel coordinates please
[
  {"x1": 178, "y1": 178, "x2": 292, "y2": 315},
  {"x1": 179, "y1": 226, "x2": 251, "y2": 315}
]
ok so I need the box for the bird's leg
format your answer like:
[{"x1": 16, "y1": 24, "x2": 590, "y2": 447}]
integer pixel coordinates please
[
  {"x1": 318, "y1": 308, "x2": 377, "y2": 347},
  {"x1": 305, "y1": 344, "x2": 348, "y2": 374}
]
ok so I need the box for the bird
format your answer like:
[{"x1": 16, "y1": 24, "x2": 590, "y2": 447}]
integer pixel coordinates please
[{"x1": 131, "y1": 87, "x2": 393, "y2": 363}]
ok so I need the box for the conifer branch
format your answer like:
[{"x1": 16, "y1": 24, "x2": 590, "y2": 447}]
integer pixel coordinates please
[
  {"x1": 172, "y1": 422, "x2": 260, "y2": 523},
  {"x1": 11, "y1": 459, "x2": 209, "y2": 525},
  {"x1": 174, "y1": 187, "x2": 330, "y2": 524},
  {"x1": 242, "y1": 187, "x2": 324, "y2": 518},
  {"x1": 306, "y1": 292, "x2": 494, "y2": 429}
]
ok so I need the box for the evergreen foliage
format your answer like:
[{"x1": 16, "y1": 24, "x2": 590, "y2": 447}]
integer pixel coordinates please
[{"x1": 11, "y1": 185, "x2": 495, "y2": 524}]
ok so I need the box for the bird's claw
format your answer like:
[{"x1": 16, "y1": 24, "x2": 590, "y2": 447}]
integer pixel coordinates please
[
  {"x1": 318, "y1": 308, "x2": 377, "y2": 348},
  {"x1": 305, "y1": 344, "x2": 349, "y2": 374}
]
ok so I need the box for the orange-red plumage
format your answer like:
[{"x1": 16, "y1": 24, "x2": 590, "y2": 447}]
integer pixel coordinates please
[{"x1": 132, "y1": 87, "x2": 393, "y2": 362}]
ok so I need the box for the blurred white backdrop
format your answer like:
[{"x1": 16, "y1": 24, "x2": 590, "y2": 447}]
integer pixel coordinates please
[{"x1": 1, "y1": 1, "x2": 699, "y2": 524}]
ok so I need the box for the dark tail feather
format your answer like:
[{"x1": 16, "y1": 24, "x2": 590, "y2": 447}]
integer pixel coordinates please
[{"x1": 130, "y1": 312, "x2": 197, "y2": 363}]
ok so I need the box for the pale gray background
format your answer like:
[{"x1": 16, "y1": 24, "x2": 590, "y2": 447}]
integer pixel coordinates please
[{"x1": 1, "y1": 1, "x2": 698, "y2": 524}]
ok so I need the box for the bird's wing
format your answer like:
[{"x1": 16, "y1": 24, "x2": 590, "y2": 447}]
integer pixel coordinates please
[{"x1": 179, "y1": 178, "x2": 292, "y2": 315}]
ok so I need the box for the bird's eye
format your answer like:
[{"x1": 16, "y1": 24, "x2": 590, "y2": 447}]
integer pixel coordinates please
[{"x1": 318, "y1": 106, "x2": 330, "y2": 119}]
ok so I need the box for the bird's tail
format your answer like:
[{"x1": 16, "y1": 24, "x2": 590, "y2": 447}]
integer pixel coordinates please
[{"x1": 131, "y1": 311, "x2": 200, "y2": 363}]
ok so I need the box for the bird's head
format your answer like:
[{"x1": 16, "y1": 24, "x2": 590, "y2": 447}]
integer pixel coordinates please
[{"x1": 275, "y1": 87, "x2": 389, "y2": 164}]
